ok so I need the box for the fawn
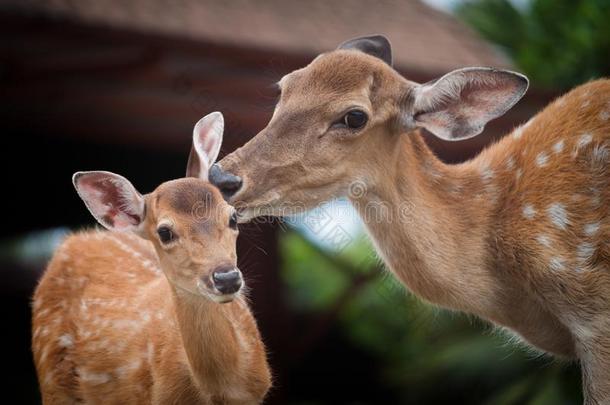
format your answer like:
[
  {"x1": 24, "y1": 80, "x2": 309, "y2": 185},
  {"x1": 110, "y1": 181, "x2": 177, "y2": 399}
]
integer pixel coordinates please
[
  {"x1": 209, "y1": 36, "x2": 610, "y2": 403},
  {"x1": 32, "y1": 112, "x2": 271, "y2": 404}
]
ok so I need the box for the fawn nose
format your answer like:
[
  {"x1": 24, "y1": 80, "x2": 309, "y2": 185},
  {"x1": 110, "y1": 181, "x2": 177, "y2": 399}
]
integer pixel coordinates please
[
  {"x1": 209, "y1": 164, "x2": 242, "y2": 200},
  {"x1": 212, "y1": 266, "x2": 243, "y2": 295}
]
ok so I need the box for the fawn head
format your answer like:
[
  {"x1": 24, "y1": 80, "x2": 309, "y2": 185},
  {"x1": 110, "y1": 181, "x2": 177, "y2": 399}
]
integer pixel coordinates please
[
  {"x1": 210, "y1": 35, "x2": 529, "y2": 221},
  {"x1": 73, "y1": 113, "x2": 242, "y2": 303}
]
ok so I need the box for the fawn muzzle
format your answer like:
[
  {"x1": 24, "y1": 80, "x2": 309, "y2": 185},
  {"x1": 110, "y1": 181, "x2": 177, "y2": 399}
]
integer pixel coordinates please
[{"x1": 211, "y1": 266, "x2": 243, "y2": 296}]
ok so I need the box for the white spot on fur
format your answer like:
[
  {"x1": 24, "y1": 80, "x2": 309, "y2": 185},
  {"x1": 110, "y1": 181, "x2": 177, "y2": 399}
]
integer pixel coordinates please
[
  {"x1": 591, "y1": 143, "x2": 609, "y2": 168},
  {"x1": 36, "y1": 308, "x2": 50, "y2": 319},
  {"x1": 58, "y1": 334, "x2": 74, "y2": 348},
  {"x1": 43, "y1": 371, "x2": 54, "y2": 386},
  {"x1": 39, "y1": 345, "x2": 49, "y2": 363},
  {"x1": 577, "y1": 242, "x2": 596, "y2": 264},
  {"x1": 479, "y1": 161, "x2": 494, "y2": 182},
  {"x1": 33, "y1": 298, "x2": 43, "y2": 311},
  {"x1": 116, "y1": 358, "x2": 142, "y2": 378},
  {"x1": 573, "y1": 133, "x2": 593, "y2": 157},
  {"x1": 423, "y1": 161, "x2": 442, "y2": 179},
  {"x1": 584, "y1": 222, "x2": 600, "y2": 236},
  {"x1": 146, "y1": 341, "x2": 154, "y2": 366},
  {"x1": 570, "y1": 320, "x2": 595, "y2": 339},
  {"x1": 600, "y1": 110, "x2": 609, "y2": 121},
  {"x1": 80, "y1": 300, "x2": 89, "y2": 315},
  {"x1": 77, "y1": 276, "x2": 88, "y2": 287},
  {"x1": 515, "y1": 168, "x2": 523, "y2": 180},
  {"x1": 505, "y1": 156, "x2": 515, "y2": 170},
  {"x1": 591, "y1": 193, "x2": 602, "y2": 208},
  {"x1": 77, "y1": 368, "x2": 111, "y2": 385},
  {"x1": 111, "y1": 319, "x2": 142, "y2": 330},
  {"x1": 522, "y1": 204, "x2": 536, "y2": 219},
  {"x1": 512, "y1": 120, "x2": 533, "y2": 140},
  {"x1": 512, "y1": 126, "x2": 524, "y2": 139},
  {"x1": 549, "y1": 257, "x2": 565, "y2": 271},
  {"x1": 580, "y1": 133, "x2": 594, "y2": 145},
  {"x1": 552, "y1": 140, "x2": 564, "y2": 154},
  {"x1": 582, "y1": 99, "x2": 590, "y2": 108},
  {"x1": 536, "y1": 235, "x2": 552, "y2": 248},
  {"x1": 79, "y1": 329, "x2": 91, "y2": 339},
  {"x1": 536, "y1": 152, "x2": 549, "y2": 167},
  {"x1": 547, "y1": 203, "x2": 569, "y2": 230},
  {"x1": 107, "y1": 236, "x2": 160, "y2": 275}
]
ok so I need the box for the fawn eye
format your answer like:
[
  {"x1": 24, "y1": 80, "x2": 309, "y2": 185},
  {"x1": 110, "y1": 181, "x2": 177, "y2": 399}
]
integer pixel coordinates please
[
  {"x1": 342, "y1": 110, "x2": 368, "y2": 129},
  {"x1": 157, "y1": 226, "x2": 175, "y2": 244},
  {"x1": 229, "y1": 212, "x2": 238, "y2": 230}
]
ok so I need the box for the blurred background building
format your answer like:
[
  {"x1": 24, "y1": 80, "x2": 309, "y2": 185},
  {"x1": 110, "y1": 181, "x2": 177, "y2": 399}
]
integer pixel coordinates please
[{"x1": 3, "y1": 0, "x2": 607, "y2": 403}]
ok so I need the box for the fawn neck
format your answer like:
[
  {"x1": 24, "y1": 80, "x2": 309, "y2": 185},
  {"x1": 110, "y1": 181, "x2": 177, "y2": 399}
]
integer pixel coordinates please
[
  {"x1": 171, "y1": 285, "x2": 241, "y2": 392},
  {"x1": 351, "y1": 132, "x2": 505, "y2": 319}
]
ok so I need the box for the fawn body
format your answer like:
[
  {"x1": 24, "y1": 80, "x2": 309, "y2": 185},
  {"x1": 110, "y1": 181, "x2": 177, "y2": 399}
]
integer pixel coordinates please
[
  {"x1": 210, "y1": 36, "x2": 610, "y2": 403},
  {"x1": 32, "y1": 113, "x2": 271, "y2": 404}
]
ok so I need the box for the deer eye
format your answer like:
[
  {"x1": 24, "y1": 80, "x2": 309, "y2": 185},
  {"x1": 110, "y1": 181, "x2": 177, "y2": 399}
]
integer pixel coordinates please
[
  {"x1": 342, "y1": 110, "x2": 368, "y2": 129},
  {"x1": 229, "y1": 212, "x2": 238, "y2": 230},
  {"x1": 157, "y1": 226, "x2": 175, "y2": 244}
]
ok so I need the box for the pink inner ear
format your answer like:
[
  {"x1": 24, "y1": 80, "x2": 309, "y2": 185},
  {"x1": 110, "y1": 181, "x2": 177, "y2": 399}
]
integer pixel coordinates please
[
  {"x1": 79, "y1": 174, "x2": 142, "y2": 229},
  {"x1": 196, "y1": 129, "x2": 220, "y2": 167},
  {"x1": 195, "y1": 115, "x2": 222, "y2": 163},
  {"x1": 201, "y1": 136, "x2": 216, "y2": 158},
  {"x1": 414, "y1": 69, "x2": 527, "y2": 141}
]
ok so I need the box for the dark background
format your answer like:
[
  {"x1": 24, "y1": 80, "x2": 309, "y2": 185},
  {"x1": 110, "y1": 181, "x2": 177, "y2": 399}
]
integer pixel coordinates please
[{"x1": 2, "y1": 0, "x2": 607, "y2": 403}]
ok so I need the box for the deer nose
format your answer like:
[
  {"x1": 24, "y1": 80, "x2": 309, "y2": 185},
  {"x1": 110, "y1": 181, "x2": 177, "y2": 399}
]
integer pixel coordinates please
[
  {"x1": 209, "y1": 164, "x2": 242, "y2": 200},
  {"x1": 211, "y1": 266, "x2": 243, "y2": 295}
]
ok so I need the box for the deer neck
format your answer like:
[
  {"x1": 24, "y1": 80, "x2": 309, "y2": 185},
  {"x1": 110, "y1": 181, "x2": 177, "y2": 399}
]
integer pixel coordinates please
[
  {"x1": 170, "y1": 286, "x2": 241, "y2": 391},
  {"x1": 351, "y1": 131, "x2": 504, "y2": 318}
]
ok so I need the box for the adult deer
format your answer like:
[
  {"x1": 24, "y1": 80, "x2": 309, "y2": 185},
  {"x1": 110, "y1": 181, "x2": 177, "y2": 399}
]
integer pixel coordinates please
[
  {"x1": 32, "y1": 112, "x2": 271, "y2": 404},
  {"x1": 209, "y1": 36, "x2": 610, "y2": 403}
]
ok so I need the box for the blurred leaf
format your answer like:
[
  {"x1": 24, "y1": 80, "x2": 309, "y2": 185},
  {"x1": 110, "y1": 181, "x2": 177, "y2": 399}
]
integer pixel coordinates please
[
  {"x1": 457, "y1": 0, "x2": 610, "y2": 89},
  {"x1": 280, "y1": 229, "x2": 582, "y2": 403}
]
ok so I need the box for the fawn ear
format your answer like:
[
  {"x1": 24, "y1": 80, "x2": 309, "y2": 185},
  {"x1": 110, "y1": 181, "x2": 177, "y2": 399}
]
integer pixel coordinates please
[
  {"x1": 338, "y1": 35, "x2": 392, "y2": 66},
  {"x1": 186, "y1": 112, "x2": 224, "y2": 179},
  {"x1": 73, "y1": 171, "x2": 145, "y2": 232},
  {"x1": 410, "y1": 68, "x2": 528, "y2": 141}
]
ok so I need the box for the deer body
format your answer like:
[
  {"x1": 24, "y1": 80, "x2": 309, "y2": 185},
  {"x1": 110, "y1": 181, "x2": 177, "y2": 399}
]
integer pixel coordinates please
[
  {"x1": 352, "y1": 82, "x2": 610, "y2": 359},
  {"x1": 33, "y1": 231, "x2": 269, "y2": 404},
  {"x1": 210, "y1": 36, "x2": 610, "y2": 403},
  {"x1": 33, "y1": 113, "x2": 271, "y2": 404}
]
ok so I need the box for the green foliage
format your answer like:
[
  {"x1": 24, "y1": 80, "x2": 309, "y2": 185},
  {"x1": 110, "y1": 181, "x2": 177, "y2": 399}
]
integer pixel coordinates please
[
  {"x1": 280, "y1": 232, "x2": 351, "y2": 311},
  {"x1": 280, "y1": 230, "x2": 582, "y2": 404},
  {"x1": 457, "y1": 0, "x2": 610, "y2": 89}
]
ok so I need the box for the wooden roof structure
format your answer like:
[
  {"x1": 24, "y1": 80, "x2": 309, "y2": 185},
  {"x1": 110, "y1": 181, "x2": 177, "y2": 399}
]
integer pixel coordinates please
[
  {"x1": 0, "y1": 0, "x2": 553, "y2": 162},
  {"x1": 5, "y1": 0, "x2": 509, "y2": 72}
]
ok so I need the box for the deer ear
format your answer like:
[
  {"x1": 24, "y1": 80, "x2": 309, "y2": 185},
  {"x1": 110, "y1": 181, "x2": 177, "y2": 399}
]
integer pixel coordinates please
[
  {"x1": 410, "y1": 68, "x2": 528, "y2": 141},
  {"x1": 338, "y1": 35, "x2": 392, "y2": 66},
  {"x1": 73, "y1": 171, "x2": 145, "y2": 232},
  {"x1": 186, "y1": 112, "x2": 224, "y2": 179}
]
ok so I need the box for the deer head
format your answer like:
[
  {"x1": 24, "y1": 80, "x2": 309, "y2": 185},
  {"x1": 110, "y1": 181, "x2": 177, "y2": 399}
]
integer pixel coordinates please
[
  {"x1": 209, "y1": 35, "x2": 528, "y2": 221},
  {"x1": 73, "y1": 112, "x2": 242, "y2": 302}
]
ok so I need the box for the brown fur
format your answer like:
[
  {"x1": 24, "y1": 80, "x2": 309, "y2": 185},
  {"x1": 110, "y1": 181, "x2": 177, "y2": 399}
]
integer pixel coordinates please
[
  {"x1": 217, "y1": 48, "x2": 610, "y2": 404},
  {"x1": 32, "y1": 178, "x2": 271, "y2": 404}
]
